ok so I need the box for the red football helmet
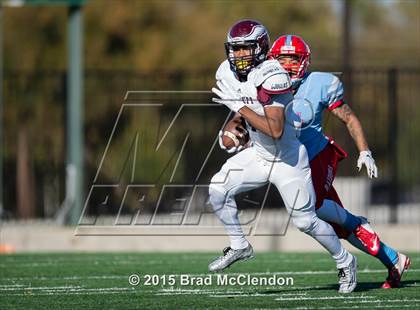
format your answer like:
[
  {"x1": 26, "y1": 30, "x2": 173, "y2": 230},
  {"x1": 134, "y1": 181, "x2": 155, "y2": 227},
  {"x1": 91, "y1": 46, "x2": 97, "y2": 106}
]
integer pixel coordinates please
[
  {"x1": 225, "y1": 19, "x2": 270, "y2": 79},
  {"x1": 268, "y1": 35, "x2": 311, "y2": 85}
]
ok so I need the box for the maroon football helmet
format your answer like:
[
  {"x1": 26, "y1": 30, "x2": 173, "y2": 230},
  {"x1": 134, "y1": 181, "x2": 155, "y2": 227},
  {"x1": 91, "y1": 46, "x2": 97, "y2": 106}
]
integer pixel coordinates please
[{"x1": 225, "y1": 19, "x2": 270, "y2": 79}]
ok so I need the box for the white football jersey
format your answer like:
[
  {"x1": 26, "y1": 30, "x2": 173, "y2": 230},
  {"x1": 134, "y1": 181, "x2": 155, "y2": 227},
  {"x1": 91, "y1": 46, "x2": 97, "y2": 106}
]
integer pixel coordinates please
[{"x1": 215, "y1": 59, "x2": 302, "y2": 162}]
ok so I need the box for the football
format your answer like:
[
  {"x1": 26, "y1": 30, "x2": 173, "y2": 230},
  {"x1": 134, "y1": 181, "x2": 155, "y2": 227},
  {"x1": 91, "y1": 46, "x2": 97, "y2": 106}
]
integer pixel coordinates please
[{"x1": 222, "y1": 117, "x2": 249, "y2": 148}]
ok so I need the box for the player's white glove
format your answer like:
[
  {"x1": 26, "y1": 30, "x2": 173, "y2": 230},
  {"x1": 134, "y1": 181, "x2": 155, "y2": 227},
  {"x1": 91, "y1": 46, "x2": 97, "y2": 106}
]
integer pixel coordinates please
[
  {"x1": 357, "y1": 150, "x2": 378, "y2": 178},
  {"x1": 217, "y1": 130, "x2": 244, "y2": 154},
  {"x1": 212, "y1": 80, "x2": 245, "y2": 112}
]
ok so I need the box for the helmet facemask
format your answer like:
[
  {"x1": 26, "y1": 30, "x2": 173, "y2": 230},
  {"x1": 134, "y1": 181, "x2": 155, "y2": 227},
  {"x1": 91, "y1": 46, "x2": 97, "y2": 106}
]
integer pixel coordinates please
[
  {"x1": 268, "y1": 35, "x2": 311, "y2": 87},
  {"x1": 225, "y1": 41, "x2": 261, "y2": 79},
  {"x1": 274, "y1": 54, "x2": 308, "y2": 84},
  {"x1": 270, "y1": 53, "x2": 310, "y2": 88}
]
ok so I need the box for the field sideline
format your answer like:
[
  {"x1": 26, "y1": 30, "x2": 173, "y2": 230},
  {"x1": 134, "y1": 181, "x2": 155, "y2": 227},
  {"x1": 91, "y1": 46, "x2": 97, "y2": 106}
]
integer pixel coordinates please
[{"x1": 0, "y1": 252, "x2": 419, "y2": 309}]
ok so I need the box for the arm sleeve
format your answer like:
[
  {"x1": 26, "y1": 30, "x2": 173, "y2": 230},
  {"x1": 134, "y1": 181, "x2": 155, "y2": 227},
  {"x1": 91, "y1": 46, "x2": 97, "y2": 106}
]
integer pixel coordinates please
[{"x1": 324, "y1": 75, "x2": 345, "y2": 110}]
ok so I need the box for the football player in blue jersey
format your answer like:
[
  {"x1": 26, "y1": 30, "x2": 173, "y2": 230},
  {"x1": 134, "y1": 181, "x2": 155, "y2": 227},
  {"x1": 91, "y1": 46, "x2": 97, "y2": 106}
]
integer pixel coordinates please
[{"x1": 267, "y1": 34, "x2": 409, "y2": 289}]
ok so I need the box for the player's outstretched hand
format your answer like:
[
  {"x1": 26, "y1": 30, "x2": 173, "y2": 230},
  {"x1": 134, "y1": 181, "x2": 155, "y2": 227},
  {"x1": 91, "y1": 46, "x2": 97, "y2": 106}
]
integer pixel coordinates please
[
  {"x1": 212, "y1": 79, "x2": 245, "y2": 112},
  {"x1": 357, "y1": 150, "x2": 378, "y2": 178}
]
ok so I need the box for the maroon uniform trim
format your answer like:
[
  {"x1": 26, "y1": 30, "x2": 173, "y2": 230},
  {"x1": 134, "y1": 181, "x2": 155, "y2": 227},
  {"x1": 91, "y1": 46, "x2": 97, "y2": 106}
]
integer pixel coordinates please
[{"x1": 257, "y1": 86, "x2": 291, "y2": 105}]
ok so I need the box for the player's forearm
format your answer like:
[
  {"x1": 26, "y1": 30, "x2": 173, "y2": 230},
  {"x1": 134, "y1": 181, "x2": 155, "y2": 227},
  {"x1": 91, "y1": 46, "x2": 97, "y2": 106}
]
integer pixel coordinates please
[
  {"x1": 331, "y1": 104, "x2": 370, "y2": 152},
  {"x1": 238, "y1": 106, "x2": 283, "y2": 138},
  {"x1": 346, "y1": 116, "x2": 369, "y2": 152}
]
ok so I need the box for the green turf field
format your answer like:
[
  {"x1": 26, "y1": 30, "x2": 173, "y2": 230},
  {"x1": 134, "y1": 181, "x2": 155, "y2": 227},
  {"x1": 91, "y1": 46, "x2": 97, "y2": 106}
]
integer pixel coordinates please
[{"x1": 0, "y1": 252, "x2": 418, "y2": 309}]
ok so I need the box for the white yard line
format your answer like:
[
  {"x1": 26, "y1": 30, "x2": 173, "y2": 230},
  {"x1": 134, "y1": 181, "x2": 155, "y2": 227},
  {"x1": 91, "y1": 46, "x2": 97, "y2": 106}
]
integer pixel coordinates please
[
  {"x1": 159, "y1": 287, "x2": 306, "y2": 295},
  {"x1": 343, "y1": 299, "x2": 420, "y2": 304},
  {"x1": 0, "y1": 275, "x2": 124, "y2": 281},
  {"x1": 1, "y1": 255, "x2": 417, "y2": 266},
  {"x1": 0, "y1": 260, "x2": 162, "y2": 268},
  {"x1": 306, "y1": 306, "x2": 417, "y2": 310},
  {"x1": 4, "y1": 290, "x2": 138, "y2": 296},
  {"x1": 208, "y1": 293, "x2": 306, "y2": 298},
  {"x1": 0, "y1": 285, "x2": 81, "y2": 291},
  {"x1": 274, "y1": 296, "x2": 375, "y2": 301},
  {"x1": 1, "y1": 286, "x2": 137, "y2": 296},
  {"x1": 156, "y1": 288, "x2": 308, "y2": 297}
]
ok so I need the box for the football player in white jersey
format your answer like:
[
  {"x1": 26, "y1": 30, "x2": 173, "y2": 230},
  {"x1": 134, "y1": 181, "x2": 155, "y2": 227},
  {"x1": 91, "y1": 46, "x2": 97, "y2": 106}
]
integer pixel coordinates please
[
  {"x1": 267, "y1": 35, "x2": 410, "y2": 289},
  {"x1": 208, "y1": 19, "x2": 357, "y2": 293}
]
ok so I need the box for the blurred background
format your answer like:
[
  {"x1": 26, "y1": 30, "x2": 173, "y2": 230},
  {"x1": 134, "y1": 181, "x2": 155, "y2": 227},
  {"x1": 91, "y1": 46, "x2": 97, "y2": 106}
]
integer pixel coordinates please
[{"x1": 0, "y1": 0, "x2": 419, "y2": 252}]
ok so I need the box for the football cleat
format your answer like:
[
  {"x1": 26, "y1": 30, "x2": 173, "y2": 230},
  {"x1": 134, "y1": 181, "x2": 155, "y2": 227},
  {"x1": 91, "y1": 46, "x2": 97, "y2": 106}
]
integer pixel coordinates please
[
  {"x1": 381, "y1": 252, "x2": 411, "y2": 289},
  {"x1": 354, "y1": 216, "x2": 380, "y2": 256},
  {"x1": 338, "y1": 254, "x2": 357, "y2": 294},
  {"x1": 208, "y1": 244, "x2": 254, "y2": 272}
]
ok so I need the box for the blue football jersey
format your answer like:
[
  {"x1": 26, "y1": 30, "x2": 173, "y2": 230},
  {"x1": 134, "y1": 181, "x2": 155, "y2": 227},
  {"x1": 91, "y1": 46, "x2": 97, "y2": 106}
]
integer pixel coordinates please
[{"x1": 293, "y1": 72, "x2": 345, "y2": 160}]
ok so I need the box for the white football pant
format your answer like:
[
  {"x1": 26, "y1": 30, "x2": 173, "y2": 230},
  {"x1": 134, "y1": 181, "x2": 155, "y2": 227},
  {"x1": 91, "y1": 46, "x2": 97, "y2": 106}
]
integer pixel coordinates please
[{"x1": 209, "y1": 146, "x2": 352, "y2": 268}]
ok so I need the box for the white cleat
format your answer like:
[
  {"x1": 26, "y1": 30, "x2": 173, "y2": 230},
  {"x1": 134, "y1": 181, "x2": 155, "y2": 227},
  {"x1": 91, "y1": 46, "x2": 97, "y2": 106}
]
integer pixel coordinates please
[
  {"x1": 338, "y1": 254, "x2": 357, "y2": 293},
  {"x1": 208, "y1": 244, "x2": 254, "y2": 272}
]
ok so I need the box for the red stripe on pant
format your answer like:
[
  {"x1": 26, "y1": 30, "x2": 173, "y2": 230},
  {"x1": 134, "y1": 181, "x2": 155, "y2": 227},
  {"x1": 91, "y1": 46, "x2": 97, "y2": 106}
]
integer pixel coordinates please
[{"x1": 310, "y1": 140, "x2": 351, "y2": 239}]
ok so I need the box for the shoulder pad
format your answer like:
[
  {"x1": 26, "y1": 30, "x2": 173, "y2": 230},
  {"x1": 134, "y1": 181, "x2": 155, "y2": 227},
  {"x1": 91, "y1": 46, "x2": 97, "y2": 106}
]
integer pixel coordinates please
[
  {"x1": 252, "y1": 60, "x2": 287, "y2": 87},
  {"x1": 215, "y1": 60, "x2": 231, "y2": 80},
  {"x1": 261, "y1": 73, "x2": 291, "y2": 94}
]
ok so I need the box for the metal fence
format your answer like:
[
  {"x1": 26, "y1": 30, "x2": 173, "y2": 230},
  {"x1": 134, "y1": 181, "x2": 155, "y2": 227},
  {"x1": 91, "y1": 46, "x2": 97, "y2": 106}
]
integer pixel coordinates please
[
  {"x1": 2, "y1": 68, "x2": 420, "y2": 223},
  {"x1": 325, "y1": 68, "x2": 420, "y2": 223}
]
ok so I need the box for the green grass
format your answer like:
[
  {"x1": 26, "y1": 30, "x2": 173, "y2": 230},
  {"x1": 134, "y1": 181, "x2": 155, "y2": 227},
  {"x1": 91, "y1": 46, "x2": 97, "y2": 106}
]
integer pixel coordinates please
[{"x1": 0, "y1": 252, "x2": 418, "y2": 309}]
